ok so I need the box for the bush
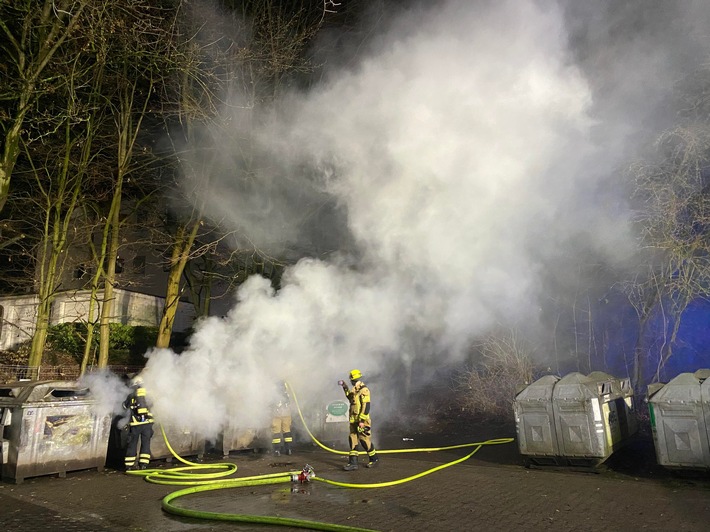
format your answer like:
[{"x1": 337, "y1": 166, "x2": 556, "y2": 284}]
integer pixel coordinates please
[
  {"x1": 46, "y1": 323, "x2": 84, "y2": 360},
  {"x1": 454, "y1": 331, "x2": 535, "y2": 421},
  {"x1": 2, "y1": 324, "x2": 179, "y2": 370},
  {"x1": 0, "y1": 346, "x2": 30, "y2": 366},
  {"x1": 45, "y1": 323, "x2": 159, "y2": 365}
]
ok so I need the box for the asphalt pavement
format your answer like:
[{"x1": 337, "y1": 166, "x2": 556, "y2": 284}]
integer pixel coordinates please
[{"x1": 2, "y1": 429, "x2": 710, "y2": 532}]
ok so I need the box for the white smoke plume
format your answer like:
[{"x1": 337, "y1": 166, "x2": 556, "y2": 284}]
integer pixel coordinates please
[
  {"x1": 81, "y1": 370, "x2": 131, "y2": 427},
  {"x1": 130, "y1": 0, "x2": 710, "y2": 438}
]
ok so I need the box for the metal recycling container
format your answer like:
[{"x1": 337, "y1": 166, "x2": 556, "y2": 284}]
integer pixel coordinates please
[
  {"x1": 646, "y1": 369, "x2": 710, "y2": 470},
  {"x1": 221, "y1": 425, "x2": 263, "y2": 457},
  {"x1": 514, "y1": 375, "x2": 561, "y2": 460},
  {"x1": 0, "y1": 380, "x2": 111, "y2": 483},
  {"x1": 514, "y1": 371, "x2": 638, "y2": 467},
  {"x1": 316, "y1": 399, "x2": 350, "y2": 448}
]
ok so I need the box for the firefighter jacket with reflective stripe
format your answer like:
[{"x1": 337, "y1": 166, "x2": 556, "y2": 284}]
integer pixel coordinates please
[
  {"x1": 343, "y1": 381, "x2": 371, "y2": 424},
  {"x1": 123, "y1": 387, "x2": 154, "y2": 426}
]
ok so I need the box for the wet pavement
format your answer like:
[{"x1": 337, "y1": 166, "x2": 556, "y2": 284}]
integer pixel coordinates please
[{"x1": 2, "y1": 431, "x2": 710, "y2": 532}]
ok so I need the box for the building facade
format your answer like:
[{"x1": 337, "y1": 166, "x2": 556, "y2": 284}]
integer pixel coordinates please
[{"x1": 0, "y1": 288, "x2": 196, "y2": 351}]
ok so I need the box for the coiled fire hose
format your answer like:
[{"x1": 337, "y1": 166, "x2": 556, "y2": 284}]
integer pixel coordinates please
[{"x1": 127, "y1": 383, "x2": 514, "y2": 531}]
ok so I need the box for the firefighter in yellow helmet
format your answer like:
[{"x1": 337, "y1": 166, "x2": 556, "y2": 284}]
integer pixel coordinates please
[
  {"x1": 122, "y1": 375, "x2": 154, "y2": 471},
  {"x1": 338, "y1": 369, "x2": 379, "y2": 470}
]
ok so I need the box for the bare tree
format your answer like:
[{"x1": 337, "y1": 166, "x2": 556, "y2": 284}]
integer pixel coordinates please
[
  {"x1": 10, "y1": 6, "x2": 112, "y2": 367},
  {"x1": 627, "y1": 98, "x2": 710, "y2": 386},
  {"x1": 150, "y1": 2, "x2": 237, "y2": 348},
  {"x1": 0, "y1": 0, "x2": 94, "y2": 214},
  {"x1": 24, "y1": 98, "x2": 103, "y2": 367},
  {"x1": 152, "y1": 0, "x2": 333, "y2": 347},
  {"x1": 455, "y1": 329, "x2": 535, "y2": 420},
  {"x1": 94, "y1": 2, "x2": 170, "y2": 367}
]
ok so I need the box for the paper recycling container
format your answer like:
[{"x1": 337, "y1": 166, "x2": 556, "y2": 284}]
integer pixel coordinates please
[
  {"x1": 150, "y1": 424, "x2": 205, "y2": 462},
  {"x1": 106, "y1": 418, "x2": 205, "y2": 467},
  {"x1": 646, "y1": 369, "x2": 710, "y2": 470},
  {"x1": 0, "y1": 380, "x2": 111, "y2": 483},
  {"x1": 515, "y1": 371, "x2": 638, "y2": 467},
  {"x1": 290, "y1": 396, "x2": 349, "y2": 449}
]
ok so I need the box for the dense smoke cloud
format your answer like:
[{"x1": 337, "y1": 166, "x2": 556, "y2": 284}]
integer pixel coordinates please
[{"x1": 123, "y1": 0, "x2": 710, "y2": 437}]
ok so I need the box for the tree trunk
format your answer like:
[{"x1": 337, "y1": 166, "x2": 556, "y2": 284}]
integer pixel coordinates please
[
  {"x1": 27, "y1": 255, "x2": 57, "y2": 368},
  {"x1": 631, "y1": 314, "x2": 650, "y2": 394},
  {"x1": 202, "y1": 279, "x2": 212, "y2": 317},
  {"x1": 156, "y1": 221, "x2": 200, "y2": 348},
  {"x1": 0, "y1": 113, "x2": 25, "y2": 214},
  {"x1": 28, "y1": 299, "x2": 51, "y2": 368},
  {"x1": 97, "y1": 182, "x2": 123, "y2": 367},
  {"x1": 156, "y1": 256, "x2": 182, "y2": 348},
  {"x1": 654, "y1": 299, "x2": 687, "y2": 383},
  {"x1": 80, "y1": 288, "x2": 100, "y2": 376}
]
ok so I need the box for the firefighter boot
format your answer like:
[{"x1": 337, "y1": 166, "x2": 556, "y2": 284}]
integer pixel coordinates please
[
  {"x1": 366, "y1": 454, "x2": 379, "y2": 468},
  {"x1": 343, "y1": 455, "x2": 358, "y2": 471}
]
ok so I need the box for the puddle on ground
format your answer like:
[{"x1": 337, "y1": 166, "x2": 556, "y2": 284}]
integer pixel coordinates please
[{"x1": 173, "y1": 480, "x2": 378, "y2": 519}]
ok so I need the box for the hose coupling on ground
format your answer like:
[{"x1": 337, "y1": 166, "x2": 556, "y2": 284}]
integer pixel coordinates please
[{"x1": 292, "y1": 464, "x2": 316, "y2": 483}]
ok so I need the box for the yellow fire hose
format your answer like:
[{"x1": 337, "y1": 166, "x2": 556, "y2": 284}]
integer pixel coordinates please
[{"x1": 126, "y1": 383, "x2": 514, "y2": 531}]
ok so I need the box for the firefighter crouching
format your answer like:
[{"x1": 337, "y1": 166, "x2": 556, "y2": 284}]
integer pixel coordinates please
[
  {"x1": 339, "y1": 369, "x2": 379, "y2": 470},
  {"x1": 123, "y1": 375, "x2": 154, "y2": 471}
]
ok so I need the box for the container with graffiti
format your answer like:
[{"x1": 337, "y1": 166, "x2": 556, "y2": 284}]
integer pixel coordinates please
[{"x1": 0, "y1": 380, "x2": 111, "y2": 483}]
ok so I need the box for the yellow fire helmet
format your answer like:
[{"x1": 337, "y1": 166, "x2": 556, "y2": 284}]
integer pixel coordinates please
[{"x1": 349, "y1": 369, "x2": 362, "y2": 381}]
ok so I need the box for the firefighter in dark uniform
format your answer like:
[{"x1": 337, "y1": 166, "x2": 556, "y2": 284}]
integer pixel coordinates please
[
  {"x1": 270, "y1": 381, "x2": 293, "y2": 456},
  {"x1": 122, "y1": 375, "x2": 154, "y2": 471},
  {"x1": 339, "y1": 369, "x2": 379, "y2": 470}
]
